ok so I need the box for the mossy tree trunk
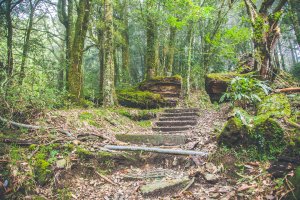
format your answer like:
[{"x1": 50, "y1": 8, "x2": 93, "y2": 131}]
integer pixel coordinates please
[
  {"x1": 244, "y1": 0, "x2": 287, "y2": 80},
  {"x1": 166, "y1": 26, "x2": 176, "y2": 76},
  {"x1": 290, "y1": 0, "x2": 300, "y2": 48},
  {"x1": 121, "y1": 0, "x2": 130, "y2": 82},
  {"x1": 58, "y1": 0, "x2": 74, "y2": 90},
  {"x1": 185, "y1": 22, "x2": 194, "y2": 100},
  {"x1": 145, "y1": 0, "x2": 158, "y2": 80},
  {"x1": 5, "y1": 0, "x2": 14, "y2": 77},
  {"x1": 68, "y1": 0, "x2": 91, "y2": 101},
  {"x1": 19, "y1": 0, "x2": 41, "y2": 85},
  {"x1": 102, "y1": 0, "x2": 117, "y2": 107}
]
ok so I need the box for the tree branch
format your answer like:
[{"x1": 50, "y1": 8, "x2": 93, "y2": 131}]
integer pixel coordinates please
[
  {"x1": 244, "y1": 0, "x2": 257, "y2": 25},
  {"x1": 272, "y1": 0, "x2": 287, "y2": 13},
  {"x1": 259, "y1": 0, "x2": 275, "y2": 13}
]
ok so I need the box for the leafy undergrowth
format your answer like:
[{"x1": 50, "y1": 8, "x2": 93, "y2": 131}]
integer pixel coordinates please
[{"x1": 0, "y1": 93, "x2": 299, "y2": 199}]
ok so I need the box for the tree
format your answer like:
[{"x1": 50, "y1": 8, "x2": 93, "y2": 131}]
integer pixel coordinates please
[
  {"x1": 145, "y1": 0, "x2": 159, "y2": 79},
  {"x1": 69, "y1": 0, "x2": 91, "y2": 101},
  {"x1": 244, "y1": 0, "x2": 288, "y2": 80},
  {"x1": 290, "y1": 0, "x2": 300, "y2": 47},
  {"x1": 19, "y1": 0, "x2": 42, "y2": 85},
  {"x1": 102, "y1": 0, "x2": 117, "y2": 107}
]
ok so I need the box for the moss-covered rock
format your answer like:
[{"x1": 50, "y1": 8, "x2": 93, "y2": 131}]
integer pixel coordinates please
[
  {"x1": 117, "y1": 89, "x2": 166, "y2": 109},
  {"x1": 289, "y1": 166, "x2": 300, "y2": 199},
  {"x1": 205, "y1": 72, "x2": 239, "y2": 102},
  {"x1": 218, "y1": 108, "x2": 285, "y2": 155},
  {"x1": 33, "y1": 153, "x2": 52, "y2": 185},
  {"x1": 257, "y1": 94, "x2": 291, "y2": 118}
]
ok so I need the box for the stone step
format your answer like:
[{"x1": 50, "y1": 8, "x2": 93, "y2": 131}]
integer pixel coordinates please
[
  {"x1": 155, "y1": 120, "x2": 197, "y2": 127},
  {"x1": 160, "y1": 112, "x2": 199, "y2": 117},
  {"x1": 115, "y1": 134, "x2": 187, "y2": 146},
  {"x1": 159, "y1": 116, "x2": 198, "y2": 121},
  {"x1": 141, "y1": 177, "x2": 190, "y2": 195},
  {"x1": 164, "y1": 108, "x2": 200, "y2": 113},
  {"x1": 152, "y1": 126, "x2": 192, "y2": 132}
]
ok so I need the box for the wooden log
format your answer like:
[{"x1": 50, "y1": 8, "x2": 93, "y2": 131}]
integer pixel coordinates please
[
  {"x1": 104, "y1": 145, "x2": 208, "y2": 156},
  {"x1": 275, "y1": 87, "x2": 300, "y2": 93}
]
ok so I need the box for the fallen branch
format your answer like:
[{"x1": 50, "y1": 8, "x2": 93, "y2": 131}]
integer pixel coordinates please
[
  {"x1": 104, "y1": 145, "x2": 208, "y2": 156},
  {"x1": 0, "y1": 115, "x2": 75, "y2": 138},
  {"x1": 0, "y1": 138, "x2": 37, "y2": 146},
  {"x1": 178, "y1": 177, "x2": 195, "y2": 195},
  {"x1": 284, "y1": 117, "x2": 300, "y2": 129},
  {"x1": 95, "y1": 172, "x2": 118, "y2": 186},
  {"x1": 275, "y1": 87, "x2": 300, "y2": 93}
]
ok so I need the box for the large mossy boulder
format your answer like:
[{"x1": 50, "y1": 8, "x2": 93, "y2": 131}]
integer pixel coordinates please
[
  {"x1": 218, "y1": 107, "x2": 285, "y2": 154},
  {"x1": 205, "y1": 72, "x2": 238, "y2": 102},
  {"x1": 139, "y1": 76, "x2": 182, "y2": 98},
  {"x1": 117, "y1": 89, "x2": 166, "y2": 109}
]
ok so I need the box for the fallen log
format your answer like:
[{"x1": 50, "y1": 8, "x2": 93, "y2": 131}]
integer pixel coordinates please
[
  {"x1": 104, "y1": 145, "x2": 208, "y2": 156},
  {"x1": 275, "y1": 87, "x2": 300, "y2": 93},
  {"x1": 0, "y1": 115, "x2": 75, "y2": 138}
]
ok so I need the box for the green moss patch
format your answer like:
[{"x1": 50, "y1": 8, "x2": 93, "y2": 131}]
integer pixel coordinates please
[
  {"x1": 117, "y1": 89, "x2": 166, "y2": 109},
  {"x1": 257, "y1": 94, "x2": 291, "y2": 118}
]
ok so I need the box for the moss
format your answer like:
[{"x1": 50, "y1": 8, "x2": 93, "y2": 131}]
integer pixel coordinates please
[
  {"x1": 116, "y1": 108, "x2": 158, "y2": 121},
  {"x1": 33, "y1": 152, "x2": 51, "y2": 185},
  {"x1": 137, "y1": 120, "x2": 152, "y2": 127},
  {"x1": 289, "y1": 167, "x2": 300, "y2": 199},
  {"x1": 76, "y1": 147, "x2": 93, "y2": 159},
  {"x1": 79, "y1": 112, "x2": 100, "y2": 127},
  {"x1": 206, "y1": 72, "x2": 239, "y2": 82},
  {"x1": 257, "y1": 94, "x2": 291, "y2": 118},
  {"x1": 117, "y1": 89, "x2": 165, "y2": 109}
]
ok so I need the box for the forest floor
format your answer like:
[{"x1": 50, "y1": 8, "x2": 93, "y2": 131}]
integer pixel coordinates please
[{"x1": 0, "y1": 93, "x2": 297, "y2": 199}]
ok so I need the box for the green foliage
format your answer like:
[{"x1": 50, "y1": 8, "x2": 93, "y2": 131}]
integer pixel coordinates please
[
  {"x1": 220, "y1": 76, "x2": 271, "y2": 107},
  {"x1": 257, "y1": 94, "x2": 291, "y2": 118},
  {"x1": 291, "y1": 63, "x2": 300, "y2": 81}
]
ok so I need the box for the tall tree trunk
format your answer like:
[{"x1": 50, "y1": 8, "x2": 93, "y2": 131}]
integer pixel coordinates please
[
  {"x1": 6, "y1": 0, "x2": 13, "y2": 77},
  {"x1": 58, "y1": 0, "x2": 74, "y2": 89},
  {"x1": 166, "y1": 26, "x2": 176, "y2": 76},
  {"x1": 289, "y1": 39, "x2": 297, "y2": 65},
  {"x1": 145, "y1": 0, "x2": 158, "y2": 79},
  {"x1": 19, "y1": 0, "x2": 40, "y2": 85},
  {"x1": 277, "y1": 38, "x2": 286, "y2": 70},
  {"x1": 121, "y1": 0, "x2": 130, "y2": 82},
  {"x1": 244, "y1": 0, "x2": 287, "y2": 80},
  {"x1": 290, "y1": 0, "x2": 300, "y2": 47},
  {"x1": 68, "y1": 0, "x2": 91, "y2": 102},
  {"x1": 185, "y1": 23, "x2": 194, "y2": 101},
  {"x1": 102, "y1": 0, "x2": 117, "y2": 107},
  {"x1": 97, "y1": 28, "x2": 104, "y2": 98}
]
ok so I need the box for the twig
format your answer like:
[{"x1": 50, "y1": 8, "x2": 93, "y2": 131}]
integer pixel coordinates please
[
  {"x1": 178, "y1": 177, "x2": 195, "y2": 195},
  {"x1": 95, "y1": 172, "x2": 118, "y2": 186}
]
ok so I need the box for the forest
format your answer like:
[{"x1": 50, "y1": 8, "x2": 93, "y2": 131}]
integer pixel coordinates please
[{"x1": 0, "y1": 0, "x2": 300, "y2": 199}]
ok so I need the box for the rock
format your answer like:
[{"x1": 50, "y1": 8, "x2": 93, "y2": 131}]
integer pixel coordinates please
[
  {"x1": 205, "y1": 72, "x2": 238, "y2": 102},
  {"x1": 204, "y1": 173, "x2": 219, "y2": 183},
  {"x1": 139, "y1": 76, "x2": 182, "y2": 98},
  {"x1": 218, "y1": 107, "x2": 285, "y2": 154},
  {"x1": 56, "y1": 159, "x2": 67, "y2": 169},
  {"x1": 140, "y1": 177, "x2": 190, "y2": 195},
  {"x1": 115, "y1": 134, "x2": 187, "y2": 146}
]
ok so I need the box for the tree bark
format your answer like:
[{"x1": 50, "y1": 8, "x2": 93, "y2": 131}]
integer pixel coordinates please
[
  {"x1": 290, "y1": 0, "x2": 300, "y2": 47},
  {"x1": 102, "y1": 0, "x2": 117, "y2": 107},
  {"x1": 68, "y1": 0, "x2": 91, "y2": 102},
  {"x1": 5, "y1": 0, "x2": 13, "y2": 77},
  {"x1": 166, "y1": 26, "x2": 176, "y2": 76},
  {"x1": 244, "y1": 0, "x2": 288, "y2": 80},
  {"x1": 277, "y1": 38, "x2": 286, "y2": 70},
  {"x1": 19, "y1": 0, "x2": 41, "y2": 85},
  {"x1": 145, "y1": 0, "x2": 158, "y2": 79},
  {"x1": 185, "y1": 23, "x2": 194, "y2": 101},
  {"x1": 121, "y1": 0, "x2": 130, "y2": 82}
]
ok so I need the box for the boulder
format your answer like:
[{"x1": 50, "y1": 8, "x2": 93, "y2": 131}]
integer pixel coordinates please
[
  {"x1": 139, "y1": 76, "x2": 182, "y2": 98},
  {"x1": 205, "y1": 72, "x2": 238, "y2": 102},
  {"x1": 218, "y1": 107, "x2": 285, "y2": 154}
]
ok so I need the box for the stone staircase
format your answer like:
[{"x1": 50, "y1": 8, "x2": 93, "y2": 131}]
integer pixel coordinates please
[{"x1": 116, "y1": 108, "x2": 200, "y2": 146}]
